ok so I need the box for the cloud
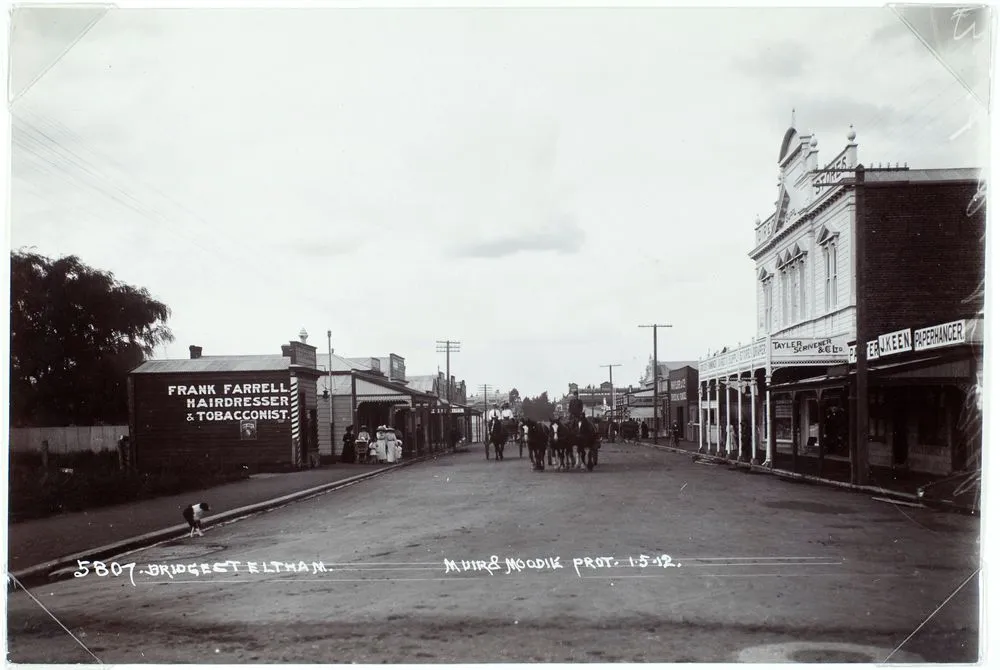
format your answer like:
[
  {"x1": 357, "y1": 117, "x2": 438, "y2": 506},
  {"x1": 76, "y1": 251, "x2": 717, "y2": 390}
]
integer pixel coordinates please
[
  {"x1": 735, "y1": 40, "x2": 809, "y2": 80},
  {"x1": 453, "y1": 215, "x2": 585, "y2": 258}
]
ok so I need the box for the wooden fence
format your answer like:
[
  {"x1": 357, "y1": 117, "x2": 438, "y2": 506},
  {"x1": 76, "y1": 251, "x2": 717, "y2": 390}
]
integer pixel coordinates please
[{"x1": 9, "y1": 425, "x2": 129, "y2": 454}]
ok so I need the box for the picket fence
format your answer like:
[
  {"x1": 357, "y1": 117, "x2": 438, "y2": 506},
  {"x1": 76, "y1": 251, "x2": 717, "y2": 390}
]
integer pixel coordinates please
[{"x1": 9, "y1": 425, "x2": 129, "y2": 454}]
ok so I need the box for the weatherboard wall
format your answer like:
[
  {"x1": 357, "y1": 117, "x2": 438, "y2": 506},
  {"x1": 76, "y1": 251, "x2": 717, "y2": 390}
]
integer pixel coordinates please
[{"x1": 130, "y1": 370, "x2": 294, "y2": 471}]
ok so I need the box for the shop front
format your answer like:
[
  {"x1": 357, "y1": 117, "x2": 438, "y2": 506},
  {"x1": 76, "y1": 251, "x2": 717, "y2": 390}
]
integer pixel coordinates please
[
  {"x1": 849, "y1": 317, "x2": 983, "y2": 484},
  {"x1": 667, "y1": 366, "x2": 698, "y2": 441},
  {"x1": 698, "y1": 334, "x2": 850, "y2": 466},
  {"x1": 326, "y1": 372, "x2": 437, "y2": 461},
  {"x1": 763, "y1": 317, "x2": 983, "y2": 487},
  {"x1": 128, "y1": 339, "x2": 323, "y2": 473}
]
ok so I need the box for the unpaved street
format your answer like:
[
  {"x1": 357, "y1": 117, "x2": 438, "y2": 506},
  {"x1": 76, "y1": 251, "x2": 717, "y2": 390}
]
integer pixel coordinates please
[{"x1": 7, "y1": 445, "x2": 980, "y2": 663}]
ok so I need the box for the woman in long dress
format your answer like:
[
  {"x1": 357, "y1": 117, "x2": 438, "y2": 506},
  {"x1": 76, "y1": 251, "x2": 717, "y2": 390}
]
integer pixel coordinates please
[
  {"x1": 385, "y1": 429, "x2": 397, "y2": 463},
  {"x1": 374, "y1": 426, "x2": 388, "y2": 463}
]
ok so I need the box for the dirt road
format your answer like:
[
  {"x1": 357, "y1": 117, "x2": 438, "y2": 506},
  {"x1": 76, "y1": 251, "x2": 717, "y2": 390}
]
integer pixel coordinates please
[{"x1": 7, "y1": 445, "x2": 979, "y2": 663}]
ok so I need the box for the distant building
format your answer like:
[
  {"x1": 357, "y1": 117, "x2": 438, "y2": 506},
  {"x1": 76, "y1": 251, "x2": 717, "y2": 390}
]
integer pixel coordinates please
[{"x1": 557, "y1": 382, "x2": 629, "y2": 420}]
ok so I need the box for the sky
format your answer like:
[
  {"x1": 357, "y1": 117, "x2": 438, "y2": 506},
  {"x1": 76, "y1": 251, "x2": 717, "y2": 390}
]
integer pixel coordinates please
[{"x1": 6, "y1": 1, "x2": 993, "y2": 401}]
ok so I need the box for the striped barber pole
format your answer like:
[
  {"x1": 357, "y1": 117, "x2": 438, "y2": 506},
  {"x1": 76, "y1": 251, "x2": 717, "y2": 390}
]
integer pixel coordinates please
[{"x1": 290, "y1": 376, "x2": 301, "y2": 468}]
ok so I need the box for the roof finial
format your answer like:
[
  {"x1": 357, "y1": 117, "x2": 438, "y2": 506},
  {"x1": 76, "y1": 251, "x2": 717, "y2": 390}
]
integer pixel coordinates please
[{"x1": 791, "y1": 107, "x2": 796, "y2": 128}]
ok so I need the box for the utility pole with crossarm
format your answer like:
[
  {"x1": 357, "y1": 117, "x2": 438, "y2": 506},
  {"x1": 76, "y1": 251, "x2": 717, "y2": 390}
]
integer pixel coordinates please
[
  {"x1": 639, "y1": 324, "x2": 672, "y2": 443},
  {"x1": 436, "y1": 340, "x2": 461, "y2": 450},
  {"x1": 600, "y1": 364, "x2": 622, "y2": 437}
]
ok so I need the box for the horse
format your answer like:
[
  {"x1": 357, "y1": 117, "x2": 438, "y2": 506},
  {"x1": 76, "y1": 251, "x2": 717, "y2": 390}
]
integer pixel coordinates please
[
  {"x1": 545, "y1": 420, "x2": 559, "y2": 466},
  {"x1": 519, "y1": 418, "x2": 550, "y2": 471},
  {"x1": 566, "y1": 415, "x2": 600, "y2": 471},
  {"x1": 488, "y1": 417, "x2": 507, "y2": 461},
  {"x1": 549, "y1": 418, "x2": 572, "y2": 470}
]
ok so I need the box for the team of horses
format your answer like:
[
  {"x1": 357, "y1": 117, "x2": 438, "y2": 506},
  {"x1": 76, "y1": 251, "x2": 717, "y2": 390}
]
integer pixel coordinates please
[{"x1": 486, "y1": 416, "x2": 600, "y2": 472}]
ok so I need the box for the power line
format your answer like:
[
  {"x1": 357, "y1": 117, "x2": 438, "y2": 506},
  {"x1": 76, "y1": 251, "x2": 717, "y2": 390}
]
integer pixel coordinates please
[{"x1": 11, "y1": 107, "x2": 352, "y2": 335}]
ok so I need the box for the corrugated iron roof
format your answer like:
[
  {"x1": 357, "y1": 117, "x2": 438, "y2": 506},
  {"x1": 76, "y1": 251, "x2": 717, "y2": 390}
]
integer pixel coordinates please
[
  {"x1": 406, "y1": 376, "x2": 437, "y2": 393},
  {"x1": 132, "y1": 355, "x2": 291, "y2": 374}
]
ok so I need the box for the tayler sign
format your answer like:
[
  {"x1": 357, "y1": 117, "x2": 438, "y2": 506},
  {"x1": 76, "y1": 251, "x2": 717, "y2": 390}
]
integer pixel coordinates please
[{"x1": 770, "y1": 335, "x2": 849, "y2": 365}]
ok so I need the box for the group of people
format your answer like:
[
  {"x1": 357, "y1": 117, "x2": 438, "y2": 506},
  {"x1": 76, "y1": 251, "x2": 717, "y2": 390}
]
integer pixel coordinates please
[
  {"x1": 567, "y1": 390, "x2": 685, "y2": 446},
  {"x1": 342, "y1": 425, "x2": 403, "y2": 464}
]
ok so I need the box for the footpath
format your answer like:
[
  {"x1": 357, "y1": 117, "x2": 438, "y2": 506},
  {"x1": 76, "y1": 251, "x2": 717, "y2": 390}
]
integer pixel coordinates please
[
  {"x1": 7, "y1": 450, "x2": 457, "y2": 585},
  {"x1": 625, "y1": 436, "x2": 930, "y2": 504}
]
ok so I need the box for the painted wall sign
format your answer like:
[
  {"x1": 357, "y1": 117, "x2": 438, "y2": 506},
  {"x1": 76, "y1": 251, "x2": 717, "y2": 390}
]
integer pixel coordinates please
[
  {"x1": 913, "y1": 320, "x2": 968, "y2": 351},
  {"x1": 389, "y1": 354, "x2": 406, "y2": 381},
  {"x1": 812, "y1": 153, "x2": 850, "y2": 195},
  {"x1": 168, "y1": 381, "x2": 292, "y2": 423},
  {"x1": 877, "y1": 328, "x2": 912, "y2": 357},
  {"x1": 849, "y1": 319, "x2": 978, "y2": 363},
  {"x1": 699, "y1": 340, "x2": 768, "y2": 376},
  {"x1": 771, "y1": 335, "x2": 848, "y2": 359}
]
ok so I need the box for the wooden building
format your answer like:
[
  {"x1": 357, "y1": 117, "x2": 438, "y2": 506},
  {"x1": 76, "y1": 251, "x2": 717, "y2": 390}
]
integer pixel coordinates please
[{"x1": 127, "y1": 336, "x2": 323, "y2": 472}]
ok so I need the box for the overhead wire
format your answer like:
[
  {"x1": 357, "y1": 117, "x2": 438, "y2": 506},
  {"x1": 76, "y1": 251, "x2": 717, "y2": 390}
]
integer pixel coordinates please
[{"x1": 11, "y1": 107, "x2": 349, "y2": 326}]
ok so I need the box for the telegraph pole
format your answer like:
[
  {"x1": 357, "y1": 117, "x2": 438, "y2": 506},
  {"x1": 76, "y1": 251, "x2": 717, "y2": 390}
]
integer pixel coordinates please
[
  {"x1": 436, "y1": 340, "x2": 461, "y2": 451},
  {"x1": 639, "y1": 324, "x2": 672, "y2": 443},
  {"x1": 600, "y1": 364, "x2": 622, "y2": 437}
]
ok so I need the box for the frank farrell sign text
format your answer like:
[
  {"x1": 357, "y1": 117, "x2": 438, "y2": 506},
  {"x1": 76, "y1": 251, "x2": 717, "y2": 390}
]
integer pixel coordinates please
[{"x1": 168, "y1": 382, "x2": 292, "y2": 423}]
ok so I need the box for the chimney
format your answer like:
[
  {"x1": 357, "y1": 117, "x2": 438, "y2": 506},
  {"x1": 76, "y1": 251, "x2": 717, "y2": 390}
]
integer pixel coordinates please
[{"x1": 189, "y1": 345, "x2": 203, "y2": 359}]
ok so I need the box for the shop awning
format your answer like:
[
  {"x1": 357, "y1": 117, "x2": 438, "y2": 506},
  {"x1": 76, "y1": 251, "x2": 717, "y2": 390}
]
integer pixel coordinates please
[
  {"x1": 353, "y1": 378, "x2": 413, "y2": 407},
  {"x1": 768, "y1": 353, "x2": 975, "y2": 392},
  {"x1": 356, "y1": 395, "x2": 412, "y2": 406}
]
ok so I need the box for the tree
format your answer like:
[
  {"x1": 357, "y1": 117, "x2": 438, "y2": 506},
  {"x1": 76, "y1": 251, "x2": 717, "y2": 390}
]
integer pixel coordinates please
[
  {"x1": 10, "y1": 250, "x2": 174, "y2": 427},
  {"x1": 521, "y1": 392, "x2": 555, "y2": 422}
]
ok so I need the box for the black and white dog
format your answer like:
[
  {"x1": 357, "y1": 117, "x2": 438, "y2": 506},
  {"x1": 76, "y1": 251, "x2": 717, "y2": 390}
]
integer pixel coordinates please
[{"x1": 182, "y1": 502, "x2": 211, "y2": 537}]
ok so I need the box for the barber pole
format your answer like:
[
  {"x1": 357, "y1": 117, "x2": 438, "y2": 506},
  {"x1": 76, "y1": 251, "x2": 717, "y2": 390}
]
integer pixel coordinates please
[{"x1": 290, "y1": 376, "x2": 301, "y2": 467}]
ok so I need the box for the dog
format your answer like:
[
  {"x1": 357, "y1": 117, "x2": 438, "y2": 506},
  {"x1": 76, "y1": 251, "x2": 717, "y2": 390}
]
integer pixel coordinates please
[{"x1": 182, "y1": 502, "x2": 211, "y2": 537}]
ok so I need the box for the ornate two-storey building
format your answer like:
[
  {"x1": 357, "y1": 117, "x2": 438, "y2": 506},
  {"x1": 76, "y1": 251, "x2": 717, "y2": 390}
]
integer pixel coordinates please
[{"x1": 698, "y1": 122, "x2": 984, "y2": 489}]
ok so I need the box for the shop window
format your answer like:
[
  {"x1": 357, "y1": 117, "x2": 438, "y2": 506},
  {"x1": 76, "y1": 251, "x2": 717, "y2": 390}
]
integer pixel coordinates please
[
  {"x1": 801, "y1": 259, "x2": 808, "y2": 318},
  {"x1": 790, "y1": 264, "x2": 799, "y2": 322},
  {"x1": 824, "y1": 243, "x2": 839, "y2": 311},
  {"x1": 781, "y1": 270, "x2": 789, "y2": 326},
  {"x1": 762, "y1": 278, "x2": 773, "y2": 332},
  {"x1": 822, "y1": 402, "x2": 849, "y2": 456},
  {"x1": 806, "y1": 397, "x2": 819, "y2": 448},
  {"x1": 917, "y1": 388, "x2": 949, "y2": 446},
  {"x1": 868, "y1": 391, "x2": 887, "y2": 442},
  {"x1": 774, "y1": 396, "x2": 793, "y2": 441}
]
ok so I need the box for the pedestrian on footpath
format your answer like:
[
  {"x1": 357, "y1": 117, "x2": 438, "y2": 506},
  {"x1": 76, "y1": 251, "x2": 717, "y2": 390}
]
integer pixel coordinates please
[
  {"x1": 641, "y1": 421, "x2": 649, "y2": 440},
  {"x1": 342, "y1": 426, "x2": 355, "y2": 463}
]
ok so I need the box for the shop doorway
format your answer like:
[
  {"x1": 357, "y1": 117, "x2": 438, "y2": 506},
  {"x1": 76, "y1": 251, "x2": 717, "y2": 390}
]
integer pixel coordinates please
[{"x1": 892, "y1": 393, "x2": 909, "y2": 467}]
